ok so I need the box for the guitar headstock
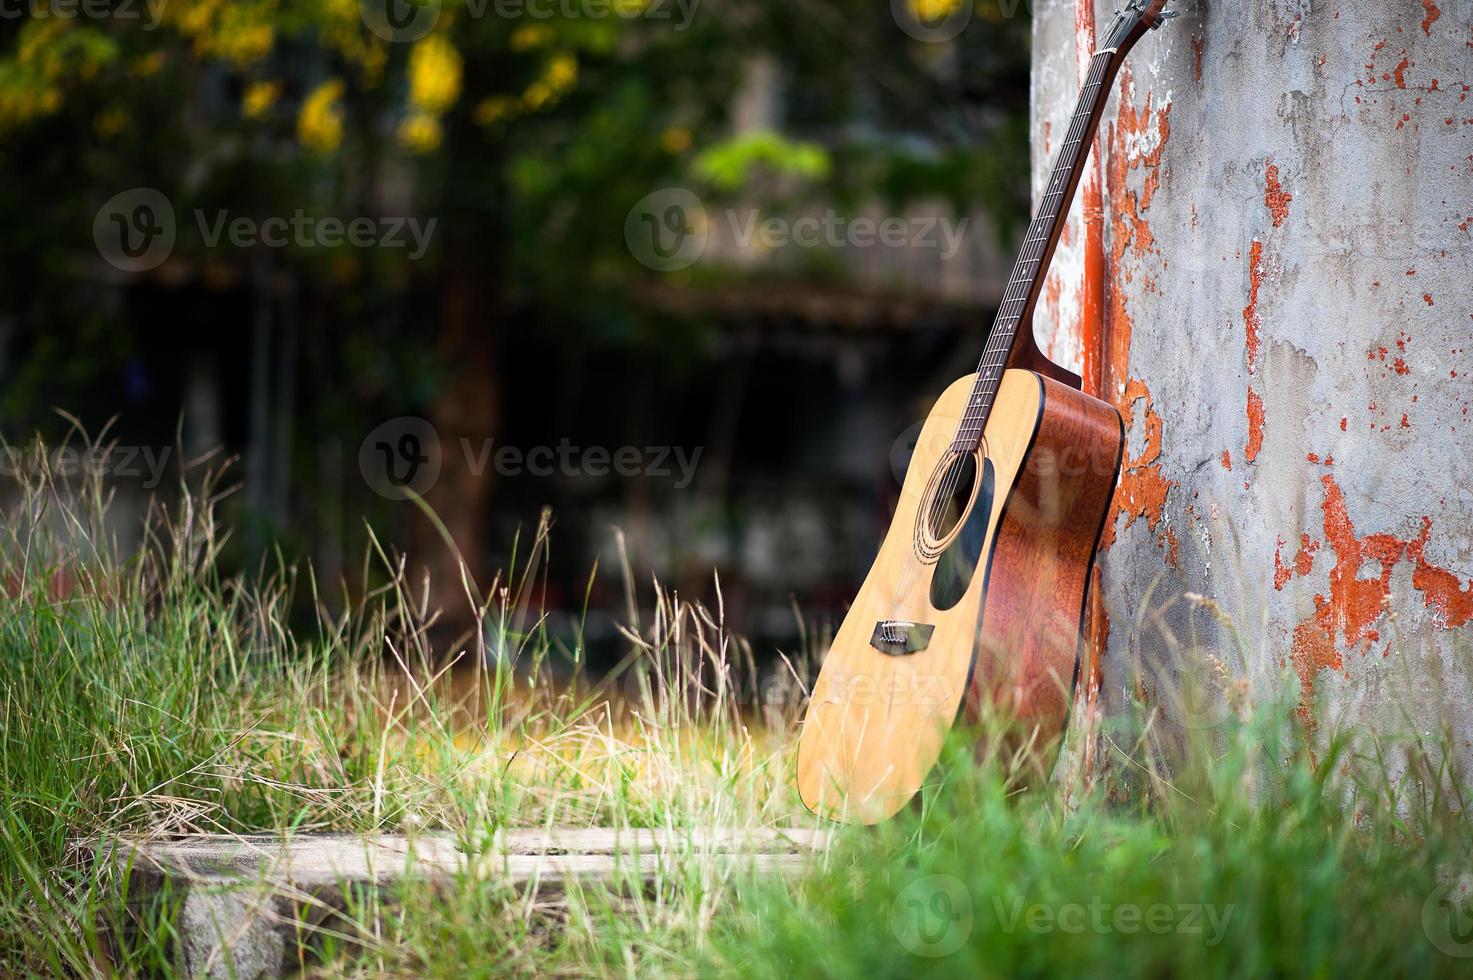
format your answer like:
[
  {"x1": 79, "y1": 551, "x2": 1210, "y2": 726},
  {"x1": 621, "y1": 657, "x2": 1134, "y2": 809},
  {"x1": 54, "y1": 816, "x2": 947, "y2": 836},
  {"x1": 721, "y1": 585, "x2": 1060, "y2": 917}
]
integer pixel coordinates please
[{"x1": 1102, "y1": 0, "x2": 1180, "y2": 50}]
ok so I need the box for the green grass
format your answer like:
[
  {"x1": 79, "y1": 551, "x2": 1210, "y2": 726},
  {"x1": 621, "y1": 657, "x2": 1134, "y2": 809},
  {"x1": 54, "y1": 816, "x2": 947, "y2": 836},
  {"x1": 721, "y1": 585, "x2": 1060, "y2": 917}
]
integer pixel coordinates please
[{"x1": 2, "y1": 442, "x2": 1471, "y2": 977}]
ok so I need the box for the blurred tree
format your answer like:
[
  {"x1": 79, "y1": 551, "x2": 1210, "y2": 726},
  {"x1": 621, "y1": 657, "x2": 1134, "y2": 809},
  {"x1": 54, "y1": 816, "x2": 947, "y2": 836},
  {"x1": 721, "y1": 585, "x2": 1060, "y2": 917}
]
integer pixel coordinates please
[{"x1": 0, "y1": 0, "x2": 1030, "y2": 644}]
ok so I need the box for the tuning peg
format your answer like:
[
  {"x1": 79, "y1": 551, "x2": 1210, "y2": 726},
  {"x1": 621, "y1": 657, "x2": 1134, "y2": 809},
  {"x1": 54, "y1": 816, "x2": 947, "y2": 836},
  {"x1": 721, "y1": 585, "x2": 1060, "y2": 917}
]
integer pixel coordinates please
[{"x1": 1150, "y1": 8, "x2": 1180, "y2": 29}]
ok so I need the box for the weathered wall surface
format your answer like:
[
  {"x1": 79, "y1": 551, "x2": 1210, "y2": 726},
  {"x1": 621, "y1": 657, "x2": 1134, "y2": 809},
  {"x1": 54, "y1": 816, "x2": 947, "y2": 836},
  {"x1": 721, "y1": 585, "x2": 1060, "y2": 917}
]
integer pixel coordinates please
[{"x1": 1031, "y1": 0, "x2": 1473, "y2": 756}]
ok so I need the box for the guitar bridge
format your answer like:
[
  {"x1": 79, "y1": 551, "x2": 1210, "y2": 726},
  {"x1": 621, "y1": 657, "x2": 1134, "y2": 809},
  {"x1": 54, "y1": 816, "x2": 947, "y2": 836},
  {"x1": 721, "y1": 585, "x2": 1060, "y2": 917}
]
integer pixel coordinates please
[{"x1": 870, "y1": 620, "x2": 935, "y2": 656}]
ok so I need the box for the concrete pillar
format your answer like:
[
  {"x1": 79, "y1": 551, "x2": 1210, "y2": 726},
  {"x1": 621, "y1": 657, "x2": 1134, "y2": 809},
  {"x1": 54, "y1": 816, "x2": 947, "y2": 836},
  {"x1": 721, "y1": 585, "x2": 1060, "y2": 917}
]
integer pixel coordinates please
[{"x1": 1030, "y1": 1, "x2": 1473, "y2": 757}]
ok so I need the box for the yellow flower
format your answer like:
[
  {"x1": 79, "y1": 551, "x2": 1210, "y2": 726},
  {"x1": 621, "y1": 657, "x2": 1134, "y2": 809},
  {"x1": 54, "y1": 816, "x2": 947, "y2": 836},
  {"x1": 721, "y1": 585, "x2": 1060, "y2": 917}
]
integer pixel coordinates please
[
  {"x1": 521, "y1": 52, "x2": 577, "y2": 112},
  {"x1": 909, "y1": 0, "x2": 964, "y2": 21},
  {"x1": 94, "y1": 108, "x2": 128, "y2": 138},
  {"x1": 298, "y1": 78, "x2": 345, "y2": 155},
  {"x1": 661, "y1": 127, "x2": 691, "y2": 154},
  {"x1": 545, "y1": 53, "x2": 577, "y2": 92},
  {"x1": 397, "y1": 112, "x2": 441, "y2": 154},
  {"x1": 408, "y1": 34, "x2": 462, "y2": 114},
  {"x1": 175, "y1": 0, "x2": 218, "y2": 38},
  {"x1": 509, "y1": 24, "x2": 553, "y2": 51},
  {"x1": 242, "y1": 80, "x2": 280, "y2": 119},
  {"x1": 522, "y1": 81, "x2": 552, "y2": 112},
  {"x1": 473, "y1": 95, "x2": 518, "y2": 127},
  {"x1": 217, "y1": 22, "x2": 275, "y2": 67}
]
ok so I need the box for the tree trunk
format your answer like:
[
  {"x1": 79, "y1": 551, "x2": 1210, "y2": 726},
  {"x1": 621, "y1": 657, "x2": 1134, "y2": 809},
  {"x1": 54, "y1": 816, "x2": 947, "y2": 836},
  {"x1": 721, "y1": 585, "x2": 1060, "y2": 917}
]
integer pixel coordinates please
[
  {"x1": 411, "y1": 261, "x2": 498, "y2": 656},
  {"x1": 1031, "y1": 0, "x2": 1473, "y2": 761}
]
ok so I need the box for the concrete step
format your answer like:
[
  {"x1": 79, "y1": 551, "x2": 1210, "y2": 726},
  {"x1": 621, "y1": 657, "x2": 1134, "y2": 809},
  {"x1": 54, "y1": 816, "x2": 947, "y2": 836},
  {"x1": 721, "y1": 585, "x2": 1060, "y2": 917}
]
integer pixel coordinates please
[{"x1": 99, "y1": 827, "x2": 833, "y2": 979}]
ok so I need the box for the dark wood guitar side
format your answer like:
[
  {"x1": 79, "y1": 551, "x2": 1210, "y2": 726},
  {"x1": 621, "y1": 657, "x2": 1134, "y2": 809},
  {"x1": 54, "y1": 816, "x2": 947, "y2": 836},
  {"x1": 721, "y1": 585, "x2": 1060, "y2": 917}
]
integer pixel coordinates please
[{"x1": 965, "y1": 375, "x2": 1123, "y2": 756}]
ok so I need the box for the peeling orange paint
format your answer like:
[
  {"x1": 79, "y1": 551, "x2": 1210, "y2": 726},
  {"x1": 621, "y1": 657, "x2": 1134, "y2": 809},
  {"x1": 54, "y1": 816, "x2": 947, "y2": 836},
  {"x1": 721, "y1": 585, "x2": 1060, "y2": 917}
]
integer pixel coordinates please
[
  {"x1": 1294, "y1": 533, "x2": 1319, "y2": 578},
  {"x1": 1408, "y1": 518, "x2": 1473, "y2": 627},
  {"x1": 1264, "y1": 164, "x2": 1293, "y2": 227},
  {"x1": 1071, "y1": 0, "x2": 1107, "y2": 784},
  {"x1": 1393, "y1": 57, "x2": 1411, "y2": 89},
  {"x1": 1274, "y1": 535, "x2": 1293, "y2": 589},
  {"x1": 1163, "y1": 528, "x2": 1180, "y2": 567},
  {"x1": 1421, "y1": 0, "x2": 1441, "y2": 37},
  {"x1": 1287, "y1": 467, "x2": 1473, "y2": 732},
  {"x1": 1290, "y1": 620, "x2": 1341, "y2": 731},
  {"x1": 1220, "y1": 449, "x2": 1232, "y2": 470},
  {"x1": 1245, "y1": 388, "x2": 1265, "y2": 463},
  {"x1": 1244, "y1": 240, "x2": 1264, "y2": 373},
  {"x1": 1075, "y1": 0, "x2": 1107, "y2": 398},
  {"x1": 1290, "y1": 473, "x2": 1403, "y2": 728},
  {"x1": 1099, "y1": 67, "x2": 1174, "y2": 552},
  {"x1": 1106, "y1": 379, "x2": 1174, "y2": 547}
]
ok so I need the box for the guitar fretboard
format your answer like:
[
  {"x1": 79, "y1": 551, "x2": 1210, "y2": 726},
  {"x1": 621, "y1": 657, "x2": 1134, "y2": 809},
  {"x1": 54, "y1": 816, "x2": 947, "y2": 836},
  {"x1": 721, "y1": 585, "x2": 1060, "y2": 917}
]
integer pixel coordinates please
[{"x1": 951, "y1": 50, "x2": 1118, "y2": 452}]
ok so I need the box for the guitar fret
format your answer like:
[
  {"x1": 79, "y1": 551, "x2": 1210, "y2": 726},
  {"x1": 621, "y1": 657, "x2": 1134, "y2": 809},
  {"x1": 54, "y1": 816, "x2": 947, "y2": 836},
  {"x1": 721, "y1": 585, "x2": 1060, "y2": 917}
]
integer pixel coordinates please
[{"x1": 958, "y1": 44, "x2": 1118, "y2": 447}]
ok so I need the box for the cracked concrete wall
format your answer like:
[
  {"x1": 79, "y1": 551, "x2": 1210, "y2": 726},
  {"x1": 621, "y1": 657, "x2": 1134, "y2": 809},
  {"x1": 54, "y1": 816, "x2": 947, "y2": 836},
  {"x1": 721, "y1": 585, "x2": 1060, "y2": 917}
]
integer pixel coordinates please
[{"x1": 1029, "y1": 0, "x2": 1473, "y2": 757}]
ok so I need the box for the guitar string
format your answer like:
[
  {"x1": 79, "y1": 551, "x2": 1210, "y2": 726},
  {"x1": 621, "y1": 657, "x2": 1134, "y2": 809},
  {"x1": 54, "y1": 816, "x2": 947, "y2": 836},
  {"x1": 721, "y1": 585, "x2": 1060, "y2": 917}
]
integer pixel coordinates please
[
  {"x1": 954, "y1": 67, "x2": 1108, "y2": 450},
  {"x1": 926, "y1": 65, "x2": 1108, "y2": 530},
  {"x1": 888, "y1": 52, "x2": 1115, "y2": 620},
  {"x1": 925, "y1": 57, "x2": 1111, "y2": 523},
  {"x1": 962, "y1": 66, "x2": 1108, "y2": 431}
]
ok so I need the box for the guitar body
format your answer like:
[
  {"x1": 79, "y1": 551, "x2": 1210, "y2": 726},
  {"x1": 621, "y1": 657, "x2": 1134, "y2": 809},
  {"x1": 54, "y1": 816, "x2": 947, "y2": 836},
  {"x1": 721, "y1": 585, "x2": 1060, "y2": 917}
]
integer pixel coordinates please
[{"x1": 796, "y1": 369, "x2": 1123, "y2": 823}]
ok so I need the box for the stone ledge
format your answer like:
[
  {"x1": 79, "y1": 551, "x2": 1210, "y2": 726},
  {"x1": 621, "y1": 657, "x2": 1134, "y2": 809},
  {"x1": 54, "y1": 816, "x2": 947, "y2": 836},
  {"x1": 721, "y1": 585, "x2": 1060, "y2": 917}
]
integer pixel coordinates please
[{"x1": 97, "y1": 827, "x2": 833, "y2": 978}]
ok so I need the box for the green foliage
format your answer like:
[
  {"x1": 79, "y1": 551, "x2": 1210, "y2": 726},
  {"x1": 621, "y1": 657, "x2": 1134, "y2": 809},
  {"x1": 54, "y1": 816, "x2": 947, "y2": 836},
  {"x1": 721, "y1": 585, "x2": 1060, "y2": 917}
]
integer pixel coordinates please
[
  {"x1": 710, "y1": 718, "x2": 1473, "y2": 979},
  {"x1": 694, "y1": 131, "x2": 832, "y2": 192}
]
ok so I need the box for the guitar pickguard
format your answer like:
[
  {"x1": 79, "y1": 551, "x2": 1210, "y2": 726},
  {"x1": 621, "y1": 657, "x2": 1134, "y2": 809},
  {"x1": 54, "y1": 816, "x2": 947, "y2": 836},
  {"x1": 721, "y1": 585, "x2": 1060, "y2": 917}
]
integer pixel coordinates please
[{"x1": 929, "y1": 458, "x2": 995, "y2": 610}]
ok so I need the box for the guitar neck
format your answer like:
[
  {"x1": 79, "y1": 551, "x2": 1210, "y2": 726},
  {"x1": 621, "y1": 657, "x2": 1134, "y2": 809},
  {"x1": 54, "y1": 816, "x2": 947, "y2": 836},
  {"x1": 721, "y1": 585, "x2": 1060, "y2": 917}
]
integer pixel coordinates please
[{"x1": 950, "y1": 46, "x2": 1129, "y2": 453}]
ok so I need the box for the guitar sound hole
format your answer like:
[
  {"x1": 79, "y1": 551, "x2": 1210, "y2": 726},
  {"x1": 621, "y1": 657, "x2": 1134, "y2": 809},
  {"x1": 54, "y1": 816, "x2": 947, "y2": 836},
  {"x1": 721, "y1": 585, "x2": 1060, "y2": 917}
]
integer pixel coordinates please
[{"x1": 926, "y1": 452, "x2": 977, "y2": 542}]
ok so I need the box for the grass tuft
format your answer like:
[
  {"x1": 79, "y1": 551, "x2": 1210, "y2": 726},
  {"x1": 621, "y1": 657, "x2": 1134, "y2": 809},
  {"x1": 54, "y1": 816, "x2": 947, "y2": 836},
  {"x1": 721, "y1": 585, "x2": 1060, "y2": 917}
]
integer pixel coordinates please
[{"x1": 1, "y1": 440, "x2": 1470, "y2": 976}]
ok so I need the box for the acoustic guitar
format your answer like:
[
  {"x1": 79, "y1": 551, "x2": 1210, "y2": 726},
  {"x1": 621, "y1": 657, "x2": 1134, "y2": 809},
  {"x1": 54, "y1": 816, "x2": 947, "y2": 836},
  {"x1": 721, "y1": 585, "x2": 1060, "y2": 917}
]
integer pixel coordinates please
[{"x1": 796, "y1": 0, "x2": 1179, "y2": 823}]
